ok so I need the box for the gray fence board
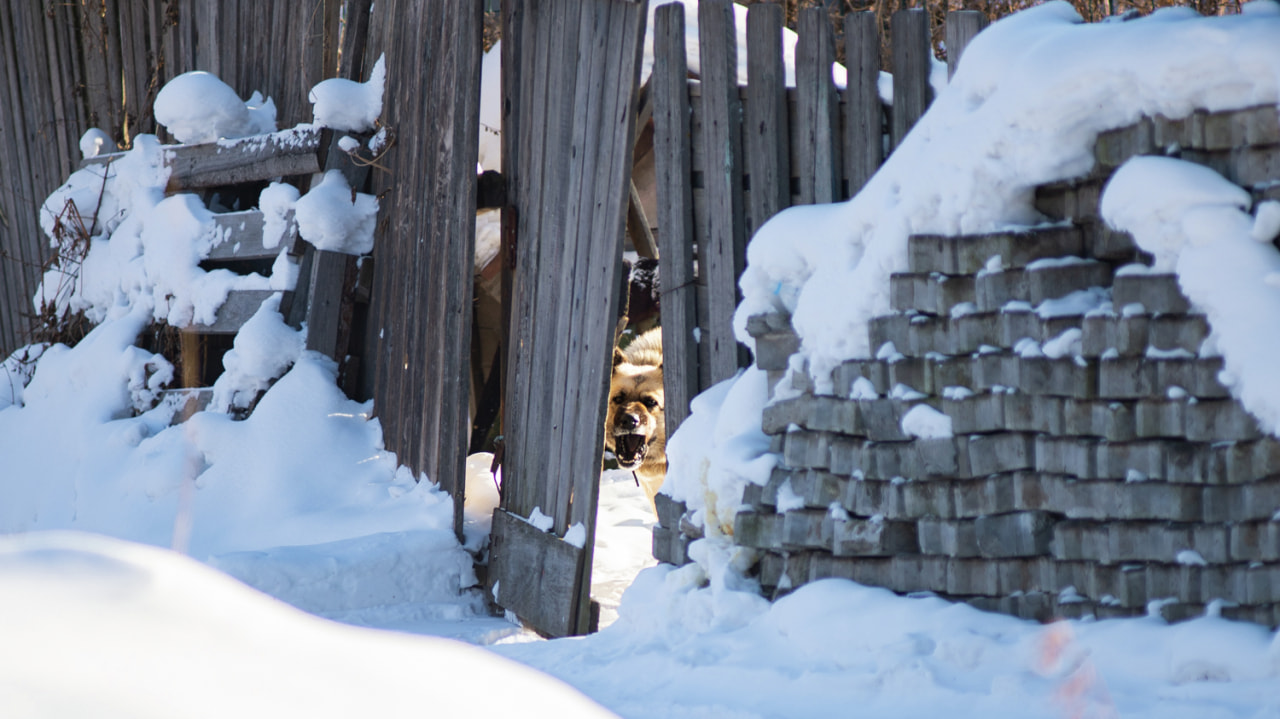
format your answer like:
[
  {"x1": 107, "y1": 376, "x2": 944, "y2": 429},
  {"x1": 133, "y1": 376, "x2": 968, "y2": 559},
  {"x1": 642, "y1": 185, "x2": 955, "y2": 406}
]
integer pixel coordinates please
[
  {"x1": 697, "y1": 0, "x2": 747, "y2": 387},
  {"x1": 744, "y1": 3, "x2": 789, "y2": 237},
  {"x1": 891, "y1": 9, "x2": 932, "y2": 151},
  {"x1": 796, "y1": 8, "x2": 841, "y2": 205},
  {"x1": 654, "y1": 4, "x2": 699, "y2": 436},
  {"x1": 494, "y1": 0, "x2": 648, "y2": 638},
  {"x1": 844, "y1": 11, "x2": 883, "y2": 197},
  {"x1": 946, "y1": 10, "x2": 989, "y2": 80}
]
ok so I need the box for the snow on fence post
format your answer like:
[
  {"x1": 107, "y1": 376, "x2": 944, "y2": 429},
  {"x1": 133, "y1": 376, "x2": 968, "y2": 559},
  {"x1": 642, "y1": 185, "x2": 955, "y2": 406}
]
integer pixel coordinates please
[
  {"x1": 654, "y1": 3, "x2": 700, "y2": 437},
  {"x1": 891, "y1": 8, "x2": 932, "y2": 151},
  {"x1": 795, "y1": 7, "x2": 842, "y2": 205},
  {"x1": 843, "y1": 11, "x2": 884, "y2": 198},
  {"x1": 945, "y1": 10, "x2": 989, "y2": 80}
]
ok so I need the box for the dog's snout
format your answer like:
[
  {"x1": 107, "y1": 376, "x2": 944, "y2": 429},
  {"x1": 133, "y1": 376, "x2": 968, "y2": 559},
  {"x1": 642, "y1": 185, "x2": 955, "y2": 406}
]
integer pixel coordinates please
[{"x1": 619, "y1": 412, "x2": 640, "y2": 430}]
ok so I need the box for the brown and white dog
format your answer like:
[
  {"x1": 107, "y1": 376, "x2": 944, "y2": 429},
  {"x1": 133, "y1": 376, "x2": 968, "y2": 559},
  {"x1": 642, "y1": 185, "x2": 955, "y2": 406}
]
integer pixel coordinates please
[{"x1": 605, "y1": 327, "x2": 666, "y2": 510}]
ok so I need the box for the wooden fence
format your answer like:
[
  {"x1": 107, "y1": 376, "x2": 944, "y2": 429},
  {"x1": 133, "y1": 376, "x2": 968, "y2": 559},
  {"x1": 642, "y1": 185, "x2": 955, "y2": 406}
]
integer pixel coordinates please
[
  {"x1": 0, "y1": 0, "x2": 335, "y2": 358},
  {"x1": 652, "y1": 1, "x2": 987, "y2": 435},
  {"x1": 489, "y1": 0, "x2": 650, "y2": 639}
]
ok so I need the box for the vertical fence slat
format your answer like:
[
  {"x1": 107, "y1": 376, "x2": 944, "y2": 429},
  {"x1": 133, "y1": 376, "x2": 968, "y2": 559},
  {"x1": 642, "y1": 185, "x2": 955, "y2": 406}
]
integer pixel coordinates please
[
  {"x1": 945, "y1": 10, "x2": 988, "y2": 80},
  {"x1": 891, "y1": 8, "x2": 931, "y2": 151},
  {"x1": 744, "y1": 3, "x2": 789, "y2": 237},
  {"x1": 796, "y1": 8, "x2": 842, "y2": 205},
  {"x1": 843, "y1": 11, "x2": 883, "y2": 197},
  {"x1": 543, "y1": 0, "x2": 587, "y2": 533},
  {"x1": 654, "y1": 4, "x2": 698, "y2": 436},
  {"x1": 697, "y1": 0, "x2": 746, "y2": 386}
]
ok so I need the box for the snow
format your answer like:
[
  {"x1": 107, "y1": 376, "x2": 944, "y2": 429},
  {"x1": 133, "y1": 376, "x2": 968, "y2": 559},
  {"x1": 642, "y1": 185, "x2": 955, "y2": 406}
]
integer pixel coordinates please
[
  {"x1": 309, "y1": 54, "x2": 386, "y2": 132},
  {"x1": 735, "y1": 2, "x2": 1280, "y2": 387},
  {"x1": 155, "y1": 71, "x2": 276, "y2": 144},
  {"x1": 0, "y1": 531, "x2": 613, "y2": 719},
  {"x1": 1103, "y1": 154, "x2": 1280, "y2": 433},
  {"x1": 294, "y1": 170, "x2": 379, "y2": 255},
  {"x1": 900, "y1": 403, "x2": 953, "y2": 439}
]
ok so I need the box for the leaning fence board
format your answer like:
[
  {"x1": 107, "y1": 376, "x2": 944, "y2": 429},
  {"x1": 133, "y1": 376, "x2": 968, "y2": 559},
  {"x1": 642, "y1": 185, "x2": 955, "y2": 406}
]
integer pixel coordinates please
[
  {"x1": 654, "y1": 4, "x2": 699, "y2": 436},
  {"x1": 795, "y1": 8, "x2": 841, "y2": 205},
  {"x1": 891, "y1": 9, "x2": 931, "y2": 151},
  {"x1": 697, "y1": 0, "x2": 747, "y2": 386},
  {"x1": 744, "y1": 3, "x2": 789, "y2": 237}
]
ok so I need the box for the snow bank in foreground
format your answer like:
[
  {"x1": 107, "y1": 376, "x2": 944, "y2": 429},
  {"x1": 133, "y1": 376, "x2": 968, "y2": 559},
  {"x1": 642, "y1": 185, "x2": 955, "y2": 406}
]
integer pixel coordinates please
[
  {"x1": 1103, "y1": 155, "x2": 1280, "y2": 434},
  {"x1": 735, "y1": 2, "x2": 1280, "y2": 387},
  {"x1": 0, "y1": 301, "x2": 479, "y2": 615},
  {"x1": 499, "y1": 565, "x2": 1280, "y2": 719},
  {"x1": 0, "y1": 532, "x2": 612, "y2": 719}
]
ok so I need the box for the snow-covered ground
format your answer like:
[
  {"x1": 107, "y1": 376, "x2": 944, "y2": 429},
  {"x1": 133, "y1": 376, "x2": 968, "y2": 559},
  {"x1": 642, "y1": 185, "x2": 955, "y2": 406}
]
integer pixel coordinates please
[{"x1": 3, "y1": 2, "x2": 1280, "y2": 717}]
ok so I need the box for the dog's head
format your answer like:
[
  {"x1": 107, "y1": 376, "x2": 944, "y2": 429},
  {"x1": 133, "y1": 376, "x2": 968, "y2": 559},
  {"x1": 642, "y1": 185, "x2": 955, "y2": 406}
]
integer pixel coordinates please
[{"x1": 605, "y1": 347, "x2": 665, "y2": 472}]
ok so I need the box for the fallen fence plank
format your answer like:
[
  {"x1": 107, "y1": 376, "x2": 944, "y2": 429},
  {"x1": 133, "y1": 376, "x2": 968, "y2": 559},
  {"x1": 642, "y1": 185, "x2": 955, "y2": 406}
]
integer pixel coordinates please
[
  {"x1": 207, "y1": 209, "x2": 297, "y2": 263},
  {"x1": 82, "y1": 126, "x2": 323, "y2": 191},
  {"x1": 185, "y1": 289, "x2": 290, "y2": 335}
]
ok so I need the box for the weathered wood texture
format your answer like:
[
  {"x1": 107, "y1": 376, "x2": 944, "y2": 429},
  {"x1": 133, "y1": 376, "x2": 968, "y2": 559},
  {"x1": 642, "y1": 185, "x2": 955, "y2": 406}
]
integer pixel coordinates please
[
  {"x1": 654, "y1": 4, "x2": 699, "y2": 437},
  {"x1": 493, "y1": 0, "x2": 648, "y2": 638},
  {"x1": 359, "y1": 0, "x2": 483, "y2": 542},
  {"x1": 795, "y1": 7, "x2": 841, "y2": 205},
  {"x1": 488, "y1": 509, "x2": 587, "y2": 639},
  {"x1": 696, "y1": 0, "x2": 748, "y2": 388},
  {"x1": 0, "y1": 0, "x2": 334, "y2": 356},
  {"x1": 946, "y1": 11, "x2": 989, "y2": 80},
  {"x1": 891, "y1": 9, "x2": 931, "y2": 151}
]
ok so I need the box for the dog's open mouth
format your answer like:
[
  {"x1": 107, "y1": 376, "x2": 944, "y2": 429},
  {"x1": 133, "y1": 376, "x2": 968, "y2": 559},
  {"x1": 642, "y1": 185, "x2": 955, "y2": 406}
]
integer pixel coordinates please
[{"x1": 613, "y1": 433, "x2": 648, "y2": 468}]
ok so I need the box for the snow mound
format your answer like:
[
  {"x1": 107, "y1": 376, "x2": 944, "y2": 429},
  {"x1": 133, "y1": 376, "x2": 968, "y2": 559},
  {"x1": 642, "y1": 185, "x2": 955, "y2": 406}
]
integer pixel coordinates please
[
  {"x1": 310, "y1": 54, "x2": 386, "y2": 132},
  {"x1": 155, "y1": 71, "x2": 276, "y2": 144}
]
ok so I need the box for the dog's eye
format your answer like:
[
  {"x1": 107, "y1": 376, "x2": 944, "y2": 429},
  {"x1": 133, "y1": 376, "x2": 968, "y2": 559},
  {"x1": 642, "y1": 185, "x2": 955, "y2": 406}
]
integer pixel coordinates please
[
  {"x1": 612, "y1": 394, "x2": 626, "y2": 404},
  {"x1": 641, "y1": 397, "x2": 659, "y2": 409}
]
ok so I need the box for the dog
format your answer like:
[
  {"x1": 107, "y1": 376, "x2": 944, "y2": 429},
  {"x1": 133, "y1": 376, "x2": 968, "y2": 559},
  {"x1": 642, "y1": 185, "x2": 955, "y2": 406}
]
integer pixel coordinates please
[{"x1": 605, "y1": 326, "x2": 666, "y2": 511}]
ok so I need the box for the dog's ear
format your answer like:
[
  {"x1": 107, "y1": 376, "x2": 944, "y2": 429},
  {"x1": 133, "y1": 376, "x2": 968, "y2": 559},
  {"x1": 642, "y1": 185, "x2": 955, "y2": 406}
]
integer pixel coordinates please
[{"x1": 612, "y1": 347, "x2": 626, "y2": 368}]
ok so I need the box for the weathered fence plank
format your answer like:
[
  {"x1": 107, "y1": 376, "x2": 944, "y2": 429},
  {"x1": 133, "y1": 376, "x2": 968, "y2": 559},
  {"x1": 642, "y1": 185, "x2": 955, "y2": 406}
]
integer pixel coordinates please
[
  {"x1": 697, "y1": 0, "x2": 747, "y2": 386},
  {"x1": 744, "y1": 3, "x2": 789, "y2": 236},
  {"x1": 796, "y1": 8, "x2": 842, "y2": 205},
  {"x1": 494, "y1": 0, "x2": 648, "y2": 638},
  {"x1": 946, "y1": 10, "x2": 989, "y2": 79},
  {"x1": 207, "y1": 209, "x2": 296, "y2": 262},
  {"x1": 654, "y1": 4, "x2": 699, "y2": 436},
  {"x1": 891, "y1": 9, "x2": 932, "y2": 151},
  {"x1": 844, "y1": 11, "x2": 883, "y2": 197}
]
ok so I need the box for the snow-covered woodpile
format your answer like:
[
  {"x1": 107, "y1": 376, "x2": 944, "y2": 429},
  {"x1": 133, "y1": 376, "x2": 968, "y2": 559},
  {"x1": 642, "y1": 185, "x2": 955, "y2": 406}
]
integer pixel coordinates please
[{"x1": 656, "y1": 104, "x2": 1280, "y2": 630}]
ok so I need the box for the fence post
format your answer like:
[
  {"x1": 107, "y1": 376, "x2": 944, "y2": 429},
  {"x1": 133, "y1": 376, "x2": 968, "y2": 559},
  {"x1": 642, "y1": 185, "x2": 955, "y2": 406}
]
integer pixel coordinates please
[
  {"x1": 654, "y1": 4, "x2": 699, "y2": 436},
  {"x1": 745, "y1": 2, "x2": 790, "y2": 237},
  {"x1": 796, "y1": 7, "x2": 842, "y2": 205},
  {"x1": 946, "y1": 10, "x2": 988, "y2": 80},
  {"x1": 843, "y1": 11, "x2": 883, "y2": 198},
  {"x1": 891, "y1": 8, "x2": 931, "y2": 151},
  {"x1": 697, "y1": 0, "x2": 747, "y2": 385}
]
